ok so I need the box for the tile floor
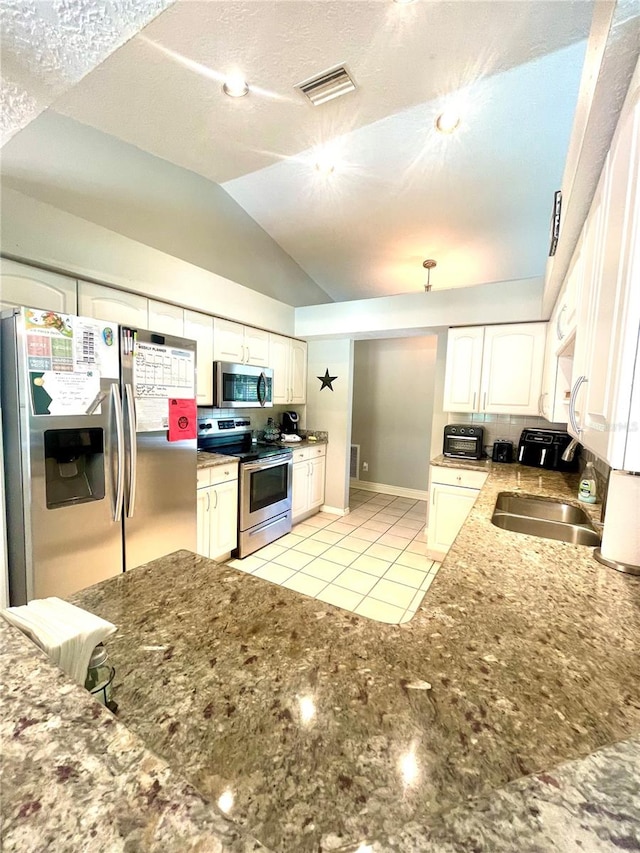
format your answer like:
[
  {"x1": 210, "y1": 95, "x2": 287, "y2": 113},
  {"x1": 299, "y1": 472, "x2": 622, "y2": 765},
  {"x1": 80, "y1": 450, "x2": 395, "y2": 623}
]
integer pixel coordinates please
[{"x1": 226, "y1": 489, "x2": 441, "y2": 624}]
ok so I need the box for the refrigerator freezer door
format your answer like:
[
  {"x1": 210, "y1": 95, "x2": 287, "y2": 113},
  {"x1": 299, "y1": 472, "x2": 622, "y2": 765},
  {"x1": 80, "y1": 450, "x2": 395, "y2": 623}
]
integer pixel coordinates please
[
  {"x1": 1, "y1": 309, "x2": 125, "y2": 604},
  {"x1": 120, "y1": 329, "x2": 197, "y2": 570}
]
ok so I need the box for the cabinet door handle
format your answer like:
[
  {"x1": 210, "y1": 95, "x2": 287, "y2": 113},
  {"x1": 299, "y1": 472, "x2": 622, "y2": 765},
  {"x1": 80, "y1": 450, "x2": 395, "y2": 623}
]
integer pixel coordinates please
[
  {"x1": 246, "y1": 347, "x2": 251, "y2": 363},
  {"x1": 214, "y1": 489, "x2": 218, "y2": 509},
  {"x1": 556, "y1": 304, "x2": 568, "y2": 340},
  {"x1": 473, "y1": 391, "x2": 477, "y2": 411},
  {"x1": 206, "y1": 492, "x2": 210, "y2": 511},
  {"x1": 569, "y1": 375, "x2": 587, "y2": 435},
  {"x1": 482, "y1": 391, "x2": 487, "y2": 411}
]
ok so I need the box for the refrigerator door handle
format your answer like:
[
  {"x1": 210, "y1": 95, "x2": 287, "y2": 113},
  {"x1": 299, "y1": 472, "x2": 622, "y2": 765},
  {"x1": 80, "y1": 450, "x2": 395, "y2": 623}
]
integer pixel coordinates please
[
  {"x1": 111, "y1": 383, "x2": 125, "y2": 522},
  {"x1": 125, "y1": 383, "x2": 138, "y2": 518}
]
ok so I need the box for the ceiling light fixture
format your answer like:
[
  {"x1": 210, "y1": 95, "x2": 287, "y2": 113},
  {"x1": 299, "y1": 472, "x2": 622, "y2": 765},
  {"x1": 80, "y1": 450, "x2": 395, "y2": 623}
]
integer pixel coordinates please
[
  {"x1": 222, "y1": 73, "x2": 249, "y2": 98},
  {"x1": 435, "y1": 110, "x2": 461, "y2": 134},
  {"x1": 423, "y1": 259, "x2": 437, "y2": 292}
]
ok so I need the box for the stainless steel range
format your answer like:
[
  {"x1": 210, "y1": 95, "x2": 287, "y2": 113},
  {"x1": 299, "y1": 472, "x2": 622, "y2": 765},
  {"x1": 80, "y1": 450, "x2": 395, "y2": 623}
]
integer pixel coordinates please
[{"x1": 197, "y1": 417, "x2": 292, "y2": 558}]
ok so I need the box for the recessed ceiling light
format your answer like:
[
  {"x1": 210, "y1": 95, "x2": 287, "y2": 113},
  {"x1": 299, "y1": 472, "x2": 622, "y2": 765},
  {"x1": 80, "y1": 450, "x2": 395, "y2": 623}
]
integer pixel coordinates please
[
  {"x1": 435, "y1": 110, "x2": 461, "y2": 134},
  {"x1": 222, "y1": 73, "x2": 249, "y2": 98}
]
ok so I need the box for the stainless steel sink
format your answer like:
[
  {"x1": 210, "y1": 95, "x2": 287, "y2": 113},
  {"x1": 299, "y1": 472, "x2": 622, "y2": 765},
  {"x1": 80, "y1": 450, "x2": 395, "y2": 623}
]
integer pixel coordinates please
[{"x1": 491, "y1": 493, "x2": 601, "y2": 546}]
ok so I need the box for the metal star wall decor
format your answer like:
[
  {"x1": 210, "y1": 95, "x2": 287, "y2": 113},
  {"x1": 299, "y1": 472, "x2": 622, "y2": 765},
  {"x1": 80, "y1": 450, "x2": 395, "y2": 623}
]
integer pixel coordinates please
[{"x1": 317, "y1": 368, "x2": 338, "y2": 391}]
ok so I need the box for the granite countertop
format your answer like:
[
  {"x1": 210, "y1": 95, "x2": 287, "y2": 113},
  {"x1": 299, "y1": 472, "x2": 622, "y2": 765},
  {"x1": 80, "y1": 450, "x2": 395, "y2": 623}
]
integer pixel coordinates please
[
  {"x1": 0, "y1": 617, "x2": 267, "y2": 853},
  {"x1": 5, "y1": 462, "x2": 640, "y2": 851},
  {"x1": 197, "y1": 452, "x2": 240, "y2": 470}
]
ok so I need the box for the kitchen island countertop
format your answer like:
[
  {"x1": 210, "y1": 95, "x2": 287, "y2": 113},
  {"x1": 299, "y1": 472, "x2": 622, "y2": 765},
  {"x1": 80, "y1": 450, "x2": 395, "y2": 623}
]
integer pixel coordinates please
[{"x1": 4, "y1": 460, "x2": 640, "y2": 851}]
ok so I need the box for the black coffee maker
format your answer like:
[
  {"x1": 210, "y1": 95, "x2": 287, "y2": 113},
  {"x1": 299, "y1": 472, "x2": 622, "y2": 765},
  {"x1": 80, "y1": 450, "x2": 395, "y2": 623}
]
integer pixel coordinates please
[{"x1": 281, "y1": 411, "x2": 300, "y2": 435}]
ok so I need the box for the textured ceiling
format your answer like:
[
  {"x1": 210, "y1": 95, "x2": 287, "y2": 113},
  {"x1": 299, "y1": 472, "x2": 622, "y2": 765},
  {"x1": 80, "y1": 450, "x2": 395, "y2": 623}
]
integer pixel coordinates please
[
  {"x1": 0, "y1": 0, "x2": 173, "y2": 145},
  {"x1": 2, "y1": 0, "x2": 598, "y2": 303}
]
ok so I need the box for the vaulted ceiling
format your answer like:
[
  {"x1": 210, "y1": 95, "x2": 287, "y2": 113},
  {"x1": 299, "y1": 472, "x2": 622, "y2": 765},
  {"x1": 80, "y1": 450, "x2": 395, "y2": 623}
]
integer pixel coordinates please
[{"x1": 2, "y1": 1, "x2": 598, "y2": 305}]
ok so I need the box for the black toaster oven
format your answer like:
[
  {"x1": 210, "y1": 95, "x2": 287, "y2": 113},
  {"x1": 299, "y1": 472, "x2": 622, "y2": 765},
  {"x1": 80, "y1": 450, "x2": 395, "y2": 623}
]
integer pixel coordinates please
[{"x1": 443, "y1": 424, "x2": 484, "y2": 460}]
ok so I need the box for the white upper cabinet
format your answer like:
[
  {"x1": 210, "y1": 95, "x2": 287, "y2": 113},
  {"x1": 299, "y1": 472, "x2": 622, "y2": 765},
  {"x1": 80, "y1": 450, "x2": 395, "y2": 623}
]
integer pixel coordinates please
[
  {"x1": 0, "y1": 259, "x2": 77, "y2": 314},
  {"x1": 480, "y1": 323, "x2": 546, "y2": 414},
  {"x1": 184, "y1": 310, "x2": 214, "y2": 406},
  {"x1": 442, "y1": 327, "x2": 484, "y2": 412},
  {"x1": 148, "y1": 300, "x2": 184, "y2": 337},
  {"x1": 269, "y1": 333, "x2": 307, "y2": 405},
  {"x1": 78, "y1": 281, "x2": 148, "y2": 327},
  {"x1": 567, "y1": 68, "x2": 640, "y2": 468},
  {"x1": 213, "y1": 318, "x2": 269, "y2": 366},
  {"x1": 443, "y1": 323, "x2": 545, "y2": 414}
]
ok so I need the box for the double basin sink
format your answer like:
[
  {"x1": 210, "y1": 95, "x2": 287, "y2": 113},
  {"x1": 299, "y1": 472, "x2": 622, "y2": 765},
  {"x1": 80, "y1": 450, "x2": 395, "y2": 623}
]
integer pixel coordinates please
[{"x1": 491, "y1": 493, "x2": 601, "y2": 546}]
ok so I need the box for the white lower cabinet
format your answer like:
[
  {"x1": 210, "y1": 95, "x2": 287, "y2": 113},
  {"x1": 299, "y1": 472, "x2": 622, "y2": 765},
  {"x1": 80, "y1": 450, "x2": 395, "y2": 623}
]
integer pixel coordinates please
[
  {"x1": 426, "y1": 466, "x2": 488, "y2": 561},
  {"x1": 0, "y1": 258, "x2": 77, "y2": 314},
  {"x1": 196, "y1": 463, "x2": 239, "y2": 561},
  {"x1": 292, "y1": 445, "x2": 326, "y2": 521}
]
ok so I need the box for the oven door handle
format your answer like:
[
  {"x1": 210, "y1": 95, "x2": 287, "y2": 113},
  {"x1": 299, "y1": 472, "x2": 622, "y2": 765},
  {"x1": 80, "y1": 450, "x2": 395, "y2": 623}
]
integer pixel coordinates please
[{"x1": 243, "y1": 455, "x2": 291, "y2": 473}]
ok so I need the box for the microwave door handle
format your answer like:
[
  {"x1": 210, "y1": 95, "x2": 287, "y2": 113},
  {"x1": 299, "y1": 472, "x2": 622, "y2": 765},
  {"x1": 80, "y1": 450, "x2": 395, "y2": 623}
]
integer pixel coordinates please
[
  {"x1": 111, "y1": 383, "x2": 125, "y2": 522},
  {"x1": 257, "y1": 372, "x2": 266, "y2": 407},
  {"x1": 125, "y1": 383, "x2": 138, "y2": 517}
]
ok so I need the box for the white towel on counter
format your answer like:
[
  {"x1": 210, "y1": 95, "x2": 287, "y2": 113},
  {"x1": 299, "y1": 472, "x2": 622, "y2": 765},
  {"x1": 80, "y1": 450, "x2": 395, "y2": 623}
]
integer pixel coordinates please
[{"x1": 1, "y1": 597, "x2": 116, "y2": 685}]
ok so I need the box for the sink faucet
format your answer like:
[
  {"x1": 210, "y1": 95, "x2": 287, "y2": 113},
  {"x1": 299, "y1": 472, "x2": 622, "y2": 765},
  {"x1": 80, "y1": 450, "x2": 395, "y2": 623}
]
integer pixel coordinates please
[{"x1": 561, "y1": 438, "x2": 580, "y2": 462}]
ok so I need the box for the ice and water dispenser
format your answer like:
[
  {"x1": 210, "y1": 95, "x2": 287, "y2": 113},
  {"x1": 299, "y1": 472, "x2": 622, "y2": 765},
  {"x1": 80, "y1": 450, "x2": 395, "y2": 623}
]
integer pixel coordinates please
[{"x1": 44, "y1": 428, "x2": 105, "y2": 509}]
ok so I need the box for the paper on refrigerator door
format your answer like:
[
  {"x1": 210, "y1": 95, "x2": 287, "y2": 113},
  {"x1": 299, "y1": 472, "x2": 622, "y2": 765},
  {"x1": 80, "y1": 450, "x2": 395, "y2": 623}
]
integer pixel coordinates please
[{"x1": 133, "y1": 340, "x2": 195, "y2": 432}]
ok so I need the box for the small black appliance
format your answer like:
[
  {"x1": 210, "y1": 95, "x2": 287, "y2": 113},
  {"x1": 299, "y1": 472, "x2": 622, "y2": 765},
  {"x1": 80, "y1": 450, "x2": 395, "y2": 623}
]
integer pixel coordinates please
[
  {"x1": 443, "y1": 424, "x2": 484, "y2": 460},
  {"x1": 281, "y1": 411, "x2": 300, "y2": 435},
  {"x1": 492, "y1": 440, "x2": 514, "y2": 463},
  {"x1": 517, "y1": 428, "x2": 580, "y2": 472}
]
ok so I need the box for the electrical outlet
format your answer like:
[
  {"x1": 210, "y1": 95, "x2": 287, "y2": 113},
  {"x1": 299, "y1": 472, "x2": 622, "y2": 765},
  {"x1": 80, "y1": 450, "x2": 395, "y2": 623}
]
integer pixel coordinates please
[{"x1": 362, "y1": 462, "x2": 369, "y2": 472}]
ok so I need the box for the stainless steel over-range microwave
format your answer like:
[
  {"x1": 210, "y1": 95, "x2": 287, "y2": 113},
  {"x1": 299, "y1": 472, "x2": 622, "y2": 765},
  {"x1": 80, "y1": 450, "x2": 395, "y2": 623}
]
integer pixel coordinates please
[{"x1": 214, "y1": 361, "x2": 274, "y2": 408}]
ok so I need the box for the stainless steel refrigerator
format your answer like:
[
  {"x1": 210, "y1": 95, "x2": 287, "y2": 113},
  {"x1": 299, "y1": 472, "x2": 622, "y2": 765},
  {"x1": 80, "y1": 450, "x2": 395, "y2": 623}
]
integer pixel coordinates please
[{"x1": 0, "y1": 306, "x2": 197, "y2": 604}]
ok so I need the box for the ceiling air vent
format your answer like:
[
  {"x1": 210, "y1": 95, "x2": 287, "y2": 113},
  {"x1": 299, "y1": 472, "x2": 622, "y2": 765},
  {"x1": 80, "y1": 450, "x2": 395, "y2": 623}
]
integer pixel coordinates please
[{"x1": 296, "y1": 64, "x2": 356, "y2": 106}]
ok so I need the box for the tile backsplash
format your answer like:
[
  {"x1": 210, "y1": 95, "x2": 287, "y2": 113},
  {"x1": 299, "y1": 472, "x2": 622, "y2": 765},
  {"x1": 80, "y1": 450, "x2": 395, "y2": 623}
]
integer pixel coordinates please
[{"x1": 450, "y1": 413, "x2": 568, "y2": 456}]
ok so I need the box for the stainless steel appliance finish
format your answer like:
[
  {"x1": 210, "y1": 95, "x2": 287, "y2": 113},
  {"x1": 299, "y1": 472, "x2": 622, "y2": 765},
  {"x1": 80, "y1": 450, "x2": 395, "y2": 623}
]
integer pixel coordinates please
[
  {"x1": 214, "y1": 361, "x2": 273, "y2": 408},
  {"x1": 197, "y1": 415, "x2": 293, "y2": 558},
  {"x1": 491, "y1": 492, "x2": 601, "y2": 546},
  {"x1": 0, "y1": 308, "x2": 196, "y2": 604},
  {"x1": 443, "y1": 424, "x2": 484, "y2": 459},
  {"x1": 238, "y1": 453, "x2": 292, "y2": 557},
  {"x1": 517, "y1": 428, "x2": 580, "y2": 471}
]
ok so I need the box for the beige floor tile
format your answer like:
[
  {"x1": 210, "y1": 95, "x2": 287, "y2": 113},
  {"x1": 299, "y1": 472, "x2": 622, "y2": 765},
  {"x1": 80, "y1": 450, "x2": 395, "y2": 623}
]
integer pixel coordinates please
[
  {"x1": 321, "y1": 546, "x2": 357, "y2": 567},
  {"x1": 253, "y1": 563, "x2": 295, "y2": 585},
  {"x1": 360, "y1": 519, "x2": 393, "y2": 533},
  {"x1": 316, "y1": 584, "x2": 364, "y2": 612},
  {"x1": 372, "y1": 511, "x2": 402, "y2": 523},
  {"x1": 377, "y1": 533, "x2": 411, "y2": 549},
  {"x1": 405, "y1": 540, "x2": 429, "y2": 555},
  {"x1": 411, "y1": 530, "x2": 428, "y2": 543},
  {"x1": 282, "y1": 571, "x2": 328, "y2": 597},
  {"x1": 227, "y1": 555, "x2": 264, "y2": 573},
  {"x1": 348, "y1": 508, "x2": 378, "y2": 520},
  {"x1": 383, "y1": 563, "x2": 427, "y2": 589},
  {"x1": 382, "y1": 507, "x2": 406, "y2": 518},
  {"x1": 273, "y1": 550, "x2": 315, "y2": 571},
  {"x1": 333, "y1": 567, "x2": 379, "y2": 595},
  {"x1": 349, "y1": 527, "x2": 380, "y2": 543},
  {"x1": 398, "y1": 517, "x2": 424, "y2": 531},
  {"x1": 369, "y1": 578, "x2": 417, "y2": 609},
  {"x1": 395, "y1": 551, "x2": 434, "y2": 571},
  {"x1": 327, "y1": 522, "x2": 356, "y2": 535},
  {"x1": 302, "y1": 558, "x2": 345, "y2": 583},
  {"x1": 293, "y1": 538, "x2": 330, "y2": 557},
  {"x1": 339, "y1": 536, "x2": 372, "y2": 554},
  {"x1": 408, "y1": 588, "x2": 427, "y2": 611},
  {"x1": 254, "y1": 542, "x2": 287, "y2": 561},
  {"x1": 313, "y1": 529, "x2": 345, "y2": 545},
  {"x1": 340, "y1": 515, "x2": 363, "y2": 528},
  {"x1": 355, "y1": 598, "x2": 406, "y2": 624},
  {"x1": 388, "y1": 524, "x2": 416, "y2": 540},
  {"x1": 420, "y1": 572, "x2": 438, "y2": 591},
  {"x1": 292, "y1": 523, "x2": 319, "y2": 539},
  {"x1": 365, "y1": 543, "x2": 403, "y2": 562},
  {"x1": 389, "y1": 500, "x2": 416, "y2": 510},
  {"x1": 350, "y1": 554, "x2": 392, "y2": 577},
  {"x1": 277, "y1": 533, "x2": 304, "y2": 548}
]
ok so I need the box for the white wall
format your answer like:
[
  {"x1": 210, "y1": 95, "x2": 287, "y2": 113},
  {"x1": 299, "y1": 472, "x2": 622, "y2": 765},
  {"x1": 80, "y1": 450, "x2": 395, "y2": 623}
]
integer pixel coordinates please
[
  {"x1": 1, "y1": 111, "x2": 330, "y2": 309},
  {"x1": 295, "y1": 277, "x2": 545, "y2": 339},
  {"x1": 0, "y1": 188, "x2": 295, "y2": 336},
  {"x1": 352, "y1": 337, "x2": 438, "y2": 492},
  {"x1": 304, "y1": 339, "x2": 354, "y2": 513}
]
